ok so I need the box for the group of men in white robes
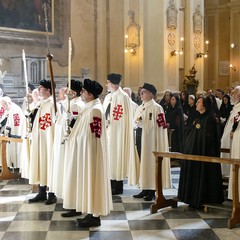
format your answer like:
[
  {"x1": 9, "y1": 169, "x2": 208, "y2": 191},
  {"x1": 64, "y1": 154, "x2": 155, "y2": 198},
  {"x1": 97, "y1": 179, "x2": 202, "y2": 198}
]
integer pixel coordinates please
[
  {"x1": 24, "y1": 78, "x2": 112, "y2": 227},
  {"x1": 103, "y1": 74, "x2": 171, "y2": 201},
  {"x1": 1, "y1": 74, "x2": 171, "y2": 228}
]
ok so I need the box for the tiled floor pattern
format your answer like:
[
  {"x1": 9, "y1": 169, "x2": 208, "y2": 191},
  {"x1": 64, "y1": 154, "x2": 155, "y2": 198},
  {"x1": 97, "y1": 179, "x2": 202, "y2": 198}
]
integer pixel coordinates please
[{"x1": 0, "y1": 168, "x2": 240, "y2": 240}]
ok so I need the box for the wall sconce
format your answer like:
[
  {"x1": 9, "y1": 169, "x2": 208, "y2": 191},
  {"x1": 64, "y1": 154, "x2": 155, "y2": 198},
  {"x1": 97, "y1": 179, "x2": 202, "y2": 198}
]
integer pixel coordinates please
[
  {"x1": 230, "y1": 64, "x2": 236, "y2": 71},
  {"x1": 170, "y1": 37, "x2": 184, "y2": 56},
  {"x1": 125, "y1": 35, "x2": 137, "y2": 55},
  {"x1": 125, "y1": 10, "x2": 140, "y2": 55},
  {"x1": 196, "y1": 40, "x2": 209, "y2": 58},
  {"x1": 231, "y1": 43, "x2": 238, "y2": 48}
]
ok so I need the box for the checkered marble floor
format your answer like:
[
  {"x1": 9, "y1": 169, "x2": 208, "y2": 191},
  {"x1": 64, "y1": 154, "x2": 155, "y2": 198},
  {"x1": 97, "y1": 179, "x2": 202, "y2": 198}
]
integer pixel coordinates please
[{"x1": 0, "y1": 168, "x2": 240, "y2": 240}]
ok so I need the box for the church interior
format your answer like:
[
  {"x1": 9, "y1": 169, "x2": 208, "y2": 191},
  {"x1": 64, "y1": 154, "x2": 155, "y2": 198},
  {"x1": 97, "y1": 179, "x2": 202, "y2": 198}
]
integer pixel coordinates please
[{"x1": 0, "y1": 0, "x2": 240, "y2": 239}]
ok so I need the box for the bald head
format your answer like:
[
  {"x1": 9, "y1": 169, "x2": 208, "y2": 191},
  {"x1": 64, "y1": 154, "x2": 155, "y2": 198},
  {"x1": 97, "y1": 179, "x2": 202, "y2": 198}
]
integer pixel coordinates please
[
  {"x1": 230, "y1": 86, "x2": 240, "y2": 104},
  {"x1": 0, "y1": 96, "x2": 12, "y2": 111}
]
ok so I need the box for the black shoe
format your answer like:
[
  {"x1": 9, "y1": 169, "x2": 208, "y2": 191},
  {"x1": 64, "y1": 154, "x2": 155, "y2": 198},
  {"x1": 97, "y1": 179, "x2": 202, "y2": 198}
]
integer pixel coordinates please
[
  {"x1": 45, "y1": 192, "x2": 57, "y2": 205},
  {"x1": 143, "y1": 190, "x2": 155, "y2": 201},
  {"x1": 112, "y1": 189, "x2": 123, "y2": 195},
  {"x1": 28, "y1": 185, "x2": 47, "y2": 203},
  {"x1": 133, "y1": 190, "x2": 148, "y2": 198},
  {"x1": 76, "y1": 214, "x2": 101, "y2": 228},
  {"x1": 28, "y1": 192, "x2": 47, "y2": 203},
  {"x1": 61, "y1": 210, "x2": 82, "y2": 218},
  {"x1": 143, "y1": 195, "x2": 155, "y2": 201},
  {"x1": 76, "y1": 214, "x2": 92, "y2": 224}
]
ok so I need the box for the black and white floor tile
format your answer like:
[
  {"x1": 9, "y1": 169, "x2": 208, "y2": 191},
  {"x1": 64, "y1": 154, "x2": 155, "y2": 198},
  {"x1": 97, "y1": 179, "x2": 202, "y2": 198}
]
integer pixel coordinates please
[{"x1": 0, "y1": 168, "x2": 240, "y2": 240}]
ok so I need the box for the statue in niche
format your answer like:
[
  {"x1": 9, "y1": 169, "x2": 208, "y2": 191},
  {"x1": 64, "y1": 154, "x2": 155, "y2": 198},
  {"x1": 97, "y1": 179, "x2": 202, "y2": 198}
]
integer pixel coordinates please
[
  {"x1": 193, "y1": 5, "x2": 203, "y2": 34},
  {"x1": 166, "y1": 0, "x2": 178, "y2": 30},
  {"x1": 183, "y1": 65, "x2": 199, "y2": 95}
]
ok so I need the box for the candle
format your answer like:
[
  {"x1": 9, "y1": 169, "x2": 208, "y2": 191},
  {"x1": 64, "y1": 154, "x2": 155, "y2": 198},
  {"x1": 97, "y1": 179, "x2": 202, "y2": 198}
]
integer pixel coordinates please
[
  {"x1": 68, "y1": 37, "x2": 72, "y2": 91},
  {"x1": 205, "y1": 40, "x2": 209, "y2": 52},
  {"x1": 22, "y1": 49, "x2": 28, "y2": 95}
]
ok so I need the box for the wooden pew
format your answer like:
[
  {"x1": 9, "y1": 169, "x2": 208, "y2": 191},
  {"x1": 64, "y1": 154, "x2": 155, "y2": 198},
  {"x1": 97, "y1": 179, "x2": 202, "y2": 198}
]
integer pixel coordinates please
[
  {"x1": 151, "y1": 151, "x2": 240, "y2": 229},
  {"x1": 0, "y1": 136, "x2": 22, "y2": 180}
]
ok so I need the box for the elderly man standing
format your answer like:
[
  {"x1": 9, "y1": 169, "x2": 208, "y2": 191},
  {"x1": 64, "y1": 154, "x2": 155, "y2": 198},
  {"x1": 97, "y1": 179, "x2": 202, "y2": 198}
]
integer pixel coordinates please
[
  {"x1": 28, "y1": 79, "x2": 58, "y2": 205},
  {"x1": 103, "y1": 73, "x2": 136, "y2": 194},
  {"x1": 62, "y1": 79, "x2": 112, "y2": 227},
  {"x1": 227, "y1": 86, "x2": 240, "y2": 200},
  {"x1": 132, "y1": 83, "x2": 171, "y2": 201}
]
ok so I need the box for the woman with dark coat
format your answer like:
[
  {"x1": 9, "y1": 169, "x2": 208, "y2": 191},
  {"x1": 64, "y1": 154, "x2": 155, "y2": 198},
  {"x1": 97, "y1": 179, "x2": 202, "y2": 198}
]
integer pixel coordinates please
[
  {"x1": 165, "y1": 94, "x2": 185, "y2": 153},
  {"x1": 178, "y1": 96, "x2": 224, "y2": 209},
  {"x1": 219, "y1": 94, "x2": 233, "y2": 136},
  {"x1": 185, "y1": 95, "x2": 199, "y2": 132},
  {"x1": 180, "y1": 90, "x2": 190, "y2": 115}
]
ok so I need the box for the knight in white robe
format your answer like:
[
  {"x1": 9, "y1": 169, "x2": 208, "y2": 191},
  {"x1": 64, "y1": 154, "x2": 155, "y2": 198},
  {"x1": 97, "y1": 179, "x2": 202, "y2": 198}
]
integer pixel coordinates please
[
  {"x1": 227, "y1": 86, "x2": 240, "y2": 200},
  {"x1": 103, "y1": 73, "x2": 136, "y2": 194},
  {"x1": 220, "y1": 98, "x2": 240, "y2": 177},
  {"x1": 63, "y1": 79, "x2": 112, "y2": 228},
  {"x1": 132, "y1": 83, "x2": 171, "y2": 201},
  {"x1": 51, "y1": 80, "x2": 85, "y2": 202},
  {"x1": 28, "y1": 79, "x2": 58, "y2": 205},
  {"x1": 0, "y1": 97, "x2": 27, "y2": 169}
]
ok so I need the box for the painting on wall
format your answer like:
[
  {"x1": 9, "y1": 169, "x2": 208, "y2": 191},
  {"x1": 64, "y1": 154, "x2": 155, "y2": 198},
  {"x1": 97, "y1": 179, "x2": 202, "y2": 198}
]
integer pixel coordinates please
[
  {"x1": 0, "y1": 0, "x2": 62, "y2": 46},
  {"x1": 0, "y1": 0, "x2": 53, "y2": 33}
]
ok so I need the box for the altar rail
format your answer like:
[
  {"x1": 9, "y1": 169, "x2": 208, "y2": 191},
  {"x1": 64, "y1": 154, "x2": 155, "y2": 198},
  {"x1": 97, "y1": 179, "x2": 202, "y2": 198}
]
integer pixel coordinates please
[{"x1": 151, "y1": 151, "x2": 240, "y2": 229}]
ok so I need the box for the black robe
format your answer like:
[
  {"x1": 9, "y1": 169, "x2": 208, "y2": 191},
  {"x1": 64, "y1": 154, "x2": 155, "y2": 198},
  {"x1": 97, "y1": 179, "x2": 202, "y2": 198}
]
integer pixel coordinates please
[
  {"x1": 177, "y1": 111, "x2": 224, "y2": 208},
  {"x1": 165, "y1": 106, "x2": 185, "y2": 153}
]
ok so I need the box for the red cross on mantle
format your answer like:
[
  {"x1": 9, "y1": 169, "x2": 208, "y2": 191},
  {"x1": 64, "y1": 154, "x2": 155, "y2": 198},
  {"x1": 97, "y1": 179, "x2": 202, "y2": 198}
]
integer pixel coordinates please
[
  {"x1": 234, "y1": 111, "x2": 240, "y2": 123},
  {"x1": 0, "y1": 107, "x2": 5, "y2": 119},
  {"x1": 156, "y1": 113, "x2": 167, "y2": 128},
  {"x1": 90, "y1": 117, "x2": 102, "y2": 138},
  {"x1": 39, "y1": 113, "x2": 52, "y2": 130},
  {"x1": 112, "y1": 104, "x2": 123, "y2": 120},
  {"x1": 13, "y1": 113, "x2": 20, "y2": 126}
]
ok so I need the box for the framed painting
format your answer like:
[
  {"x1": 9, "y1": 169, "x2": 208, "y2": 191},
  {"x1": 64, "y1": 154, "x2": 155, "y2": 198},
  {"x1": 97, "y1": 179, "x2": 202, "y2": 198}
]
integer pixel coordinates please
[{"x1": 0, "y1": 0, "x2": 62, "y2": 46}]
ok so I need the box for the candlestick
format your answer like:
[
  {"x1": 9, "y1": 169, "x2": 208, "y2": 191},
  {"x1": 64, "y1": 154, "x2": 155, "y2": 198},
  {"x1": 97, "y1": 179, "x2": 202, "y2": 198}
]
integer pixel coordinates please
[
  {"x1": 68, "y1": 37, "x2": 72, "y2": 92},
  {"x1": 22, "y1": 49, "x2": 28, "y2": 95}
]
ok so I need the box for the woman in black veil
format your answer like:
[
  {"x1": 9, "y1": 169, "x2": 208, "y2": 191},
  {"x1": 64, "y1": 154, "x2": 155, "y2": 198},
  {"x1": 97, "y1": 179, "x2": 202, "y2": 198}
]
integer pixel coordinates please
[{"x1": 178, "y1": 95, "x2": 224, "y2": 209}]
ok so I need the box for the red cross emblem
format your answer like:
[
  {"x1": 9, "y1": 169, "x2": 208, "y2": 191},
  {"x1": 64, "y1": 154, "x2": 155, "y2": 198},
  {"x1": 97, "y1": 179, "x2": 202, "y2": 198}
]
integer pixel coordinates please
[
  {"x1": 39, "y1": 113, "x2": 52, "y2": 130},
  {"x1": 234, "y1": 111, "x2": 240, "y2": 123},
  {"x1": 13, "y1": 113, "x2": 20, "y2": 126},
  {"x1": 156, "y1": 113, "x2": 167, "y2": 128},
  {"x1": 0, "y1": 107, "x2": 5, "y2": 119},
  {"x1": 72, "y1": 111, "x2": 78, "y2": 116},
  {"x1": 112, "y1": 104, "x2": 123, "y2": 120},
  {"x1": 90, "y1": 117, "x2": 102, "y2": 138}
]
